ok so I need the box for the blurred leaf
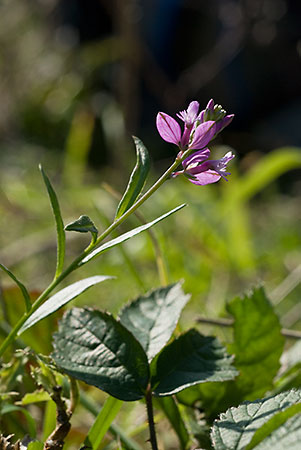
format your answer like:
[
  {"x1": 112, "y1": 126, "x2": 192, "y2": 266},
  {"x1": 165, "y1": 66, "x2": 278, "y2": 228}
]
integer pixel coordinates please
[
  {"x1": 225, "y1": 147, "x2": 301, "y2": 205},
  {"x1": 190, "y1": 287, "x2": 285, "y2": 420},
  {"x1": 115, "y1": 136, "x2": 151, "y2": 219},
  {"x1": 81, "y1": 204, "x2": 186, "y2": 264},
  {"x1": 152, "y1": 329, "x2": 238, "y2": 396},
  {"x1": 0, "y1": 404, "x2": 37, "y2": 437},
  {"x1": 42, "y1": 399, "x2": 57, "y2": 443},
  {"x1": 28, "y1": 442, "x2": 44, "y2": 450},
  {"x1": 19, "y1": 275, "x2": 113, "y2": 334},
  {"x1": 0, "y1": 262, "x2": 31, "y2": 311},
  {"x1": 154, "y1": 396, "x2": 190, "y2": 449},
  {"x1": 40, "y1": 165, "x2": 65, "y2": 279},
  {"x1": 119, "y1": 283, "x2": 190, "y2": 361},
  {"x1": 52, "y1": 307, "x2": 150, "y2": 401},
  {"x1": 85, "y1": 396, "x2": 123, "y2": 450},
  {"x1": 211, "y1": 389, "x2": 301, "y2": 450},
  {"x1": 227, "y1": 286, "x2": 285, "y2": 400},
  {"x1": 17, "y1": 390, "x2": 51, "y2": 405},
  {"x1": 65, "y1": 215, "x2": 98, "y2": 237}
]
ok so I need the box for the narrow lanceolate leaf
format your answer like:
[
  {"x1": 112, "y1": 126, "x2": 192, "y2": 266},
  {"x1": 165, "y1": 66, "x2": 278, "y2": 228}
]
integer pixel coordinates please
[
  {"x1": 40, "y1": 165, "x2": 65, "y2": 278},
  {"x1": 154, "y1": 396, "x2": 190, "y2": 450},
  {"x1": 152, "y1": 329, "x2": 238, "y2": 396},
  {"x1": 81, "y1": 204, "x2": 186, "y2": 264},
  {"x1": 119, "y1": 283, "x2": 190, "y2": 362},
  {"x1": 19, "y1": 276, "x2": 113, "y2": 334},
  {"x1": 0, "y1": 262, "x2": 31, "y2": 311},
  {"x1": 52, "y1": 308, "x2": 150, "y2": 401},
  {"x1": 65, "y1": 215, "x2": 98, "y2": 236},
  {"x1": 85, "y1": 396, "x2": 123, "y2": 450},
  {"x1": 211, "y1": 389, "x2": 301, "y2": 450},
  {"x1": 115, "y1": 136, "x2": 150, "y2": 219}
]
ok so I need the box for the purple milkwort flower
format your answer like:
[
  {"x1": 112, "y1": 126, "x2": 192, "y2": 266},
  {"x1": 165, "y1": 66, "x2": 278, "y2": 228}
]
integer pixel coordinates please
[
  {"x1": 175, "y1": 150, "x2": 235, "y2": 185},
  {"x1": 156, "y1": 99, "x2": 235, "y2": 185},
  {"x1": 156, "y1": 101, "x2": 216, "y2": 151}
]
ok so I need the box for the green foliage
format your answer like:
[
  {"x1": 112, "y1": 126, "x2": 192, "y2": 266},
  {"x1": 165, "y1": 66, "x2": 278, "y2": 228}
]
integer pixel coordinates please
[
  {"x1": 81, "y1": 203, "x2": 186, "y2": 264},
  {"x1": 65, "y1": 214, "x2": 98, "y2": 241},
  {"x1": 0, "y1": 263, "x2": 31, "y2": 311},
  {"x1": 39, "y1": 165, "x2": 65, "y2": 279},
  {"x1": 152, "y1": 330, "x2": 238, "y2": 396},
  {"x1": 52, "y1": 307, "x2": 150, "y2": 401},
  {"x1": 19, "y1": 275, "x2": 114, "y2": 334},
  {"x1": 211, "y1": 389, "x2": 301, "y2": 450},
  {"x1": 119, "y1": 283, "x2": 190, "y2": 361},
  {"x1": 115, "y1": 136, "x2": 151, "y2": 219}
]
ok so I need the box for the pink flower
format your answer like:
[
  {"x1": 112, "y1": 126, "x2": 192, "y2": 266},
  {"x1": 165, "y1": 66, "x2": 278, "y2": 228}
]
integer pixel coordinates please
[
  {"x1": 156, "y1": 101, "x2": 216, "y2": 151},
  {"x1": 180, "y1": 151, "x2": 235, "y2": 185}
]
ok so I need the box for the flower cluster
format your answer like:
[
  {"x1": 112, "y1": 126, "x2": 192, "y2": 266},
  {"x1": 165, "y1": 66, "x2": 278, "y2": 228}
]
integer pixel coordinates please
[{"x1": 156, "y1": 99, "x2": 235, "y2": 185}]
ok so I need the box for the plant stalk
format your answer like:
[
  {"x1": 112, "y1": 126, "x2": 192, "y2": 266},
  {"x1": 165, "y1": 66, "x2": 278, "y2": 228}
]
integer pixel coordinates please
[
  {"x1": 145, "y1": 385, "x2": 158, "y2": 450},
  {"x1": 0, "y1": 150, "x2": 191, "y2": 358}
]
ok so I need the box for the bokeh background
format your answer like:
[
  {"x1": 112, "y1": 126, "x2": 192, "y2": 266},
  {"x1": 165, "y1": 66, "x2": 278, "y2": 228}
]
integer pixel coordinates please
[{"x1": 1, "y1": 0, "x2": 301, "y2": 447}]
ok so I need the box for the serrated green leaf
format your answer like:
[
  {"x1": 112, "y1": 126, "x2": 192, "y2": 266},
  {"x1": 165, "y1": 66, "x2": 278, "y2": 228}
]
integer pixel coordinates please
[
  {"x1": 154, "y1": 396, "x2": 190, "y2": 449},
  {"x1": 81, "y1": 204, "x2": 186, "y2": 264},
  {"x1": 152, "y1": 329, "x2": 238, "y2": 396},
  {"x1": 115, "y1": 136, "x2": 150, "y2": 219},
  {"x1": 211, "y1": 389, "x2": 301, "y2": 450},
  {"x1": 227, "y1": 286, "x2": 285, "y2": 400},
  {"x1": 52, "y1": 307, "x2": 150, "y2": 401},
  {"x1": 253, "y1": 413, "x2": 301, "y2": 449},
  {"x1": 40, "y1": 165, "x2": 65, "y2": 278},
  {"x1": 0, "y1": 262, "x2": 31, "y2": 311},
  {"x1": 65, "y1": 215, "x2": 98, "y2": 236},
  {"x1": 119, "y1": 283, "x2": 190, "y2": 361},
  {"x1": 85, "y1": 396, "x2": 123, "y2": 449},
  {"x1": 19, "y1": 275, "x2": 113, "y2": 334}
]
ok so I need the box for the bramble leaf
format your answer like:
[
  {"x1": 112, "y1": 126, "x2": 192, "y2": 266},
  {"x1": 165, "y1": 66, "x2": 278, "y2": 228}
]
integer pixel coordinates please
[
  {"x1": 119, "y1": 283, "x2": 190, "y2": 361},
  {"x1": 152, "y1": 329, "x2": 238, "y2": 396},
  {"x1": 52, "y1": 308, "x2": 150, "y2": 401},
  {"x1": 115, "y1": 136, "x2": 150, "y2": 219},
  {"x1": 211, "y1": 389, "x2": 301, "y2": 450}
]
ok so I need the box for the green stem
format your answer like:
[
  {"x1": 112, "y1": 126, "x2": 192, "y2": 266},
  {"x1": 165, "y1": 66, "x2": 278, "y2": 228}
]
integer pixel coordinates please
[
  {"x1": 145, "y1": 385, "x2": 158, "y2": 450},
  {"x1": 0, "y1": 151, "x2": 190, "y2": 359}
]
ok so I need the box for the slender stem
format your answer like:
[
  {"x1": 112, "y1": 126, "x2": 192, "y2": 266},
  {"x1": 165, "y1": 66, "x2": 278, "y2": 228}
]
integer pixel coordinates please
[
  {"x1": 0, "y1": 152, "x2": 190, "y2": 358},
  {"x1": 197, "y1": 316, "x2": 301, "y2": 339},
  {"x1": 145, "y1": 385, "x2": 158, "y2": 450}
]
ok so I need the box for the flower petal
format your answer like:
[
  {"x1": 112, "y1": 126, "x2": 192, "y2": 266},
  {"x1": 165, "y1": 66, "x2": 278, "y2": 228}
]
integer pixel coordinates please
[
  {"x1": 214, "y1": 114, "x2": 234, "y2": 134},
  {"x1": 190, "y1": 120, "x2": 216, "y2": 149},
  {"x1": 189, "y1": 170, "x2": 221, "y2": 185},
  {"x1": 156, "y1": 112, "x2": 182, "y2": 145},
  {"x1": 182, "y1": 148, "x2": 210, "y2": 169}
]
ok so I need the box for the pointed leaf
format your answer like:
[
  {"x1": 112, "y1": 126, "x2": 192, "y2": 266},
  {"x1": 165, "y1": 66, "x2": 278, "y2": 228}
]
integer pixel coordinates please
[
  {"x1": 119, "y1": 283, "x2": 190, "y2": 361},
  {"x1": 19, "y1": 276, "x2": 113, "y2": 334},
  {"x1": 251, "y1": 412, "x2": 301, "y2": 450},
  {"x1": 65, "y1": 215, "x2": 98, "y2": 235},
  {"x1": 52, "y1": 307, "x2": 150, "y2": 401},
  {"x1": 152, "y1": 329, "x2": 238, "y2": 396},
  {"x1": 211, "y1": 389, "x2": 301, "y2": 450},
  {"x1": 227, "y1": 286, "x2": 285, "y2": 400},
  {"x1": 40, "y1": 165, "x2": 65, "y2": 278},
  {"x1": 81, "y1": 204, "x2": 186, "y2": 264},
  {"x1": 0, "y1": 262, "x2": 31, "y2": 311},
  {"x1": 154, "y1": 396, "x2": 190, "y2": 449},
  {"x1": 115, "y1": 137, "x2": 151, "y2": 219},
  {"x1": 85, "y1": 396, "x2": 123, "y2": 449}
]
